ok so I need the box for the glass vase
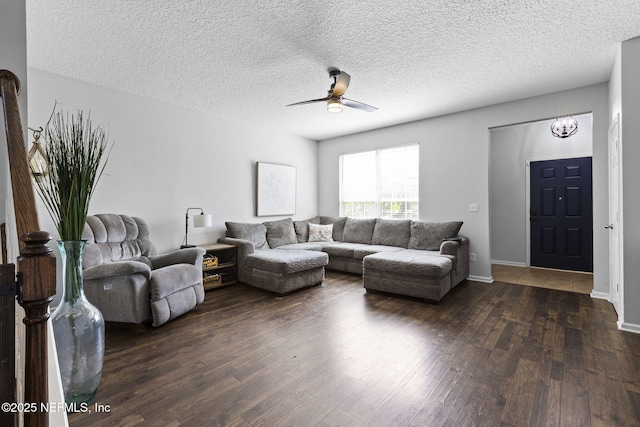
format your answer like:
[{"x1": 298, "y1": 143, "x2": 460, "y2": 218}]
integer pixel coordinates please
[{"x1": 51, "y1": 240, "x2": 105, "y2": 405}]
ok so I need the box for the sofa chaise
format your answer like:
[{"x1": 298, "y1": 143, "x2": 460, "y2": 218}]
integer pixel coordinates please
[{"x1": 218, "y1": 216, "x2": 469, "y2": 301}]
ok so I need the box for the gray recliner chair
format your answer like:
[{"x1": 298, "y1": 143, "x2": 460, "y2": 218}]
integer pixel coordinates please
[{"x1": 81, "y1": 214, "x2": 206, "y2": 327}]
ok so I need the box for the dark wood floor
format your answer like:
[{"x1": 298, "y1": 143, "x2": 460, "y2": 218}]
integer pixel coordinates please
[{"x1": 69, "y1": 271, "x2": 640, "y2": 427}]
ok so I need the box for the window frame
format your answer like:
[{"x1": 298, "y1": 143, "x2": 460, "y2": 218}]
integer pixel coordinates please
[{"x1": 338, "y1": 143, "x2": 419, "y2": 220}]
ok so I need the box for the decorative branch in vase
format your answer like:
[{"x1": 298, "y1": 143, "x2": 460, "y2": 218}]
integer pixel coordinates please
[{"x1": 30, "y1": 106, "x2": 113, "y2": 405}]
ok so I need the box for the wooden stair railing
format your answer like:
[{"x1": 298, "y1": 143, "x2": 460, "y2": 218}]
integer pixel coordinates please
[
  {"x1": 1, "y1": 262, "x2": 17, "y2": 427},
  {"x1": 1, "y1": 70, "x2": 57, "y2": 427}
]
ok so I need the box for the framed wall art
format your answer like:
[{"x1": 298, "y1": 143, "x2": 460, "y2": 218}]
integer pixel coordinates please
[{"x1": 256, "y1": 162, "x2": 296, "y2": 216}]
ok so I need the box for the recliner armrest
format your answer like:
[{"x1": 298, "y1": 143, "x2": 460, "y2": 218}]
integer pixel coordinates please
[
  {"x1": 83, "y1": 260, "x2": 152, "y2": 281},
  {"x1": 150, "y1": 247, "x2": 206, "y2": 270}
]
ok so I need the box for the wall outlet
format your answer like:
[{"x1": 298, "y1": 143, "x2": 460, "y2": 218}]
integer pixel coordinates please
[
  {"x1": 469, "y1": 203, "x2": 479, "y2": 212},
  {"x1": 470, "y1": 253, "x2": 476, "y2": 262}
]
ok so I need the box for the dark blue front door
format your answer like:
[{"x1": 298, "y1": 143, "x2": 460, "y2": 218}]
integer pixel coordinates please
[{"x1": 530, "y1": 157, "x2": 593, "y2": 272}]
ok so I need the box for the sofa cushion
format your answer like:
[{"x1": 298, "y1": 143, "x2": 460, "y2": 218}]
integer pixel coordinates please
[
  {"x1": 372, "y1": 219, "x2": 411, "y2": 248},
  {"x1": 247, "y1": 250, "x2": 328, "y2": 275},
  {"x1": 342, "y1": 218, "x2": 377, "y2": 244},
  {"x1": 226, "y1": 221, "x2": 268, "y2": 250},
  {"x1": 276, "y1": 242, "x2": 325, "y2": 251},
  {"x1": 84, "y1": 216, "x2": 104, "y2": 243},
  {"x1": 263, "y1": 218, "x2": 298, "y2": 248},
  {"x1": 293, "y1": 216, "x2": 320, "y2": 242},
  {"x1": 309, "y1": 223, "x2": 334, "y2": 242},
  {"x1": 83, "y1": 214, "x2": 145, "y2": 267},
  {"x1": 91, "y1": 214, "x2": 125, "y2": 242},
  {"x1": 319, "y1": 216, "x2": 347, "y2": 241},
  {"x1": 322, "y1": 242, "x2": 369, "y2": 258},
  {"x1": 364, "y1": 251, "x2": 452, "y2": 277},
  {"x1": 353, "y1": 245, "x2": 404, "y2": 260},
  {"x1": 133, "y1": 216, "x2": 158, "y2": 256},
  {"x1": 82, "y1": 245, "x2": 103, "y2": 269},
  {"x1": 409, "y1": 221, "x2": 463, "y2": 251}
]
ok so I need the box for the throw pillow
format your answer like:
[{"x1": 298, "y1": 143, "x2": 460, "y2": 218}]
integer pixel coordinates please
[
  {"x1": 308, "y1": 223, "x2": 334, "y2": 242},
  {"x1": 293, "y1": 216, "x2": 320, "y2": 242},
  {"x1": 408, "y1": 221, "x2": 463, "y2": 250},
  {"x1": 263, "y1": 218, "x2": 298, "y2": 248},
  {"x1": 319, "y1": 216, "x2": 347, "y2": 241}
]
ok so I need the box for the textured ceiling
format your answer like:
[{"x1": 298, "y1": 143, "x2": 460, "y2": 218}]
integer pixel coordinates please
[{"x1": 25, "y1": 0, "x2": 640, "y2": 141}]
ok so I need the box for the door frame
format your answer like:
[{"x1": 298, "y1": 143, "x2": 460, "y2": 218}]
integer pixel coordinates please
[
  {"x1": 525, "y1": 153, "x2": 593, "y2": 268},
  {"x1": 608, "y1": 113, "x2": 623, "y2": 320}
]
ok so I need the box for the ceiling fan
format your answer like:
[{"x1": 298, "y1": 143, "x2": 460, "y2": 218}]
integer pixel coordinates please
[{"x1": 286, "y1": 69, "x2": 378, "y2": 113}]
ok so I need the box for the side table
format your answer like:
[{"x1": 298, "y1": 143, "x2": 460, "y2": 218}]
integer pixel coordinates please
[{"x1": 198, "y1": 243, "x2": 237, "y2": 290}]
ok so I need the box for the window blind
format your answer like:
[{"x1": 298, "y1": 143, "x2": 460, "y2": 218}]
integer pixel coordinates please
[{"x1": 339, "y1": 144, "x2": 419, "y2": 219}]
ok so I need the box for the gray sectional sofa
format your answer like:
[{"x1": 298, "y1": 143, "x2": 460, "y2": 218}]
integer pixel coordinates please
[{"x1": 218, "y1": 216, "x2": 469, "y2": 302}]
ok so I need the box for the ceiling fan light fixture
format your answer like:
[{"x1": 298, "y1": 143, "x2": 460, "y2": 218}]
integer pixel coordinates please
[
  {"x1": 327, "y1": 98, "x2": 342, "y2": 113},
  {"x1": 286, "y1": 70, "x2": 377, "y2": 113},
  {"x1": 551, "y1": 115, "x2": 578, "y2": 138}
]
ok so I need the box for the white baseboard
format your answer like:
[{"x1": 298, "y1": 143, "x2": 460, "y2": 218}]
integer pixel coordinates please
[
  {"x1": 590, "y1": 291, "x2": 610, "y2": 301},
  {"x1": 619, "y1": 321, "x2": 640, "y2": 334},
  {"x1": 583, "y1": 297, "x2": 640, "y2": 336},
  {"x1": 491, "y1": 260, "x2": 527, "y2": 267},
  {"x1": 468, "y1": 275, "x2": 494, "y2": 283}
]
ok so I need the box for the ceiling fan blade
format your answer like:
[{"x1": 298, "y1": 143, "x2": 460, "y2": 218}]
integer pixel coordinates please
[
  {"x1": 286, "y1": 96, "x2": 331, "y2": 107},
  {"x1": 342, "y1": 97, "x2": 378, "y2": 112},
  {"x1": 332, "y1": 71, "x2": 350, "y2": 97}
]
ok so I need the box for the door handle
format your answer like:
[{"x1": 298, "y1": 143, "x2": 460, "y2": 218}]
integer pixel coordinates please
[{"x1": 605, "y1": 224, "x2": 614, "y2": 229}]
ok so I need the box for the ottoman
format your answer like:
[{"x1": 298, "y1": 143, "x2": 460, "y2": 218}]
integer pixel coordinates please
[
  {"x1": 363, "y1": 251, "x2": 453, "y2": 302},
  {"x1": 246, "y1": 250, "x2": 329, "y2": 295}
]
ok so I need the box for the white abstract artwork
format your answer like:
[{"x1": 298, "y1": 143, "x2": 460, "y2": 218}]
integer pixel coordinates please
[{"x1": 257, "y1": 162, "x2": 296, "y2": 216}]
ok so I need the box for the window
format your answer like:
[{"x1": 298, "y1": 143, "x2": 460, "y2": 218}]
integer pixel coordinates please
[{"x1": 339, "y1": 144, "x2": 419, "y2": 219}]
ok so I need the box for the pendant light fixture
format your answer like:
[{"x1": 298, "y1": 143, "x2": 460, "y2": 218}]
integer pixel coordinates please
[
  {"x1": 551, "y1": 116, "x2": 578, "y2": 138},
  {"x1": 27, "y1": 127, "x2": 49, "y2": 177}
]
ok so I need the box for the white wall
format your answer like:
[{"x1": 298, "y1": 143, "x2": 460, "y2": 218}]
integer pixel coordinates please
[
  {"x1": 1, "y1": 3, "x2": 67, "y2": 426},
  {"x1": 490, "y1": 113, "x2": 593, "y2": 266},
  {"x1": 0, "y1": 0, "x2": 29, "y2": 262},
  {"x1": 318, "y1": 83, "x2": 609, "y2": 288},
  {"x1": 609, "y1": 46, "x2": 622, "y2": 122},
  {"x1": 27, "y1": 68, "x2": 319, "y2": 302},
  {"x1": 619, "y1": 36, "x2": 640, "y2": 330}
]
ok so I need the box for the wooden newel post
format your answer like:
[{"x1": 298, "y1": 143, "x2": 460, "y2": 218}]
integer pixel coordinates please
[
  {"x1": 18, "y1": 231, "x2": 57, "y2": 427},
  {"x1": 2, "y1": 69, "x2": 58, "y2": 426}
]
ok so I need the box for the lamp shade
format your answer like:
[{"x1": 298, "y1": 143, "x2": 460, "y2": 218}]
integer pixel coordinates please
[{"x1": 193, "y1": 213, "x2": 212, "y2": 228}]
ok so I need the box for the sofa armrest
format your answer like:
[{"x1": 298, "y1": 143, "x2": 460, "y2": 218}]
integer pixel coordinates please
[
  {"x1": 150, "y1": 247, "x2": 206, "y2": 270},
  {"x1": 84, "y1": 260, "x2": 152, "y2": 281},
  {"x1": 217, "y1": 237, "x2": 256, "y2": 285},
  {"x1": 439, "y1": 236, "x2": 469, "y2": 285},
  {"x1": 217, "y1": 237, "x2": 256, "y2": 260},
  {"x1": 439, "y1": 237, "x2": 467, "y2": 256}
]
